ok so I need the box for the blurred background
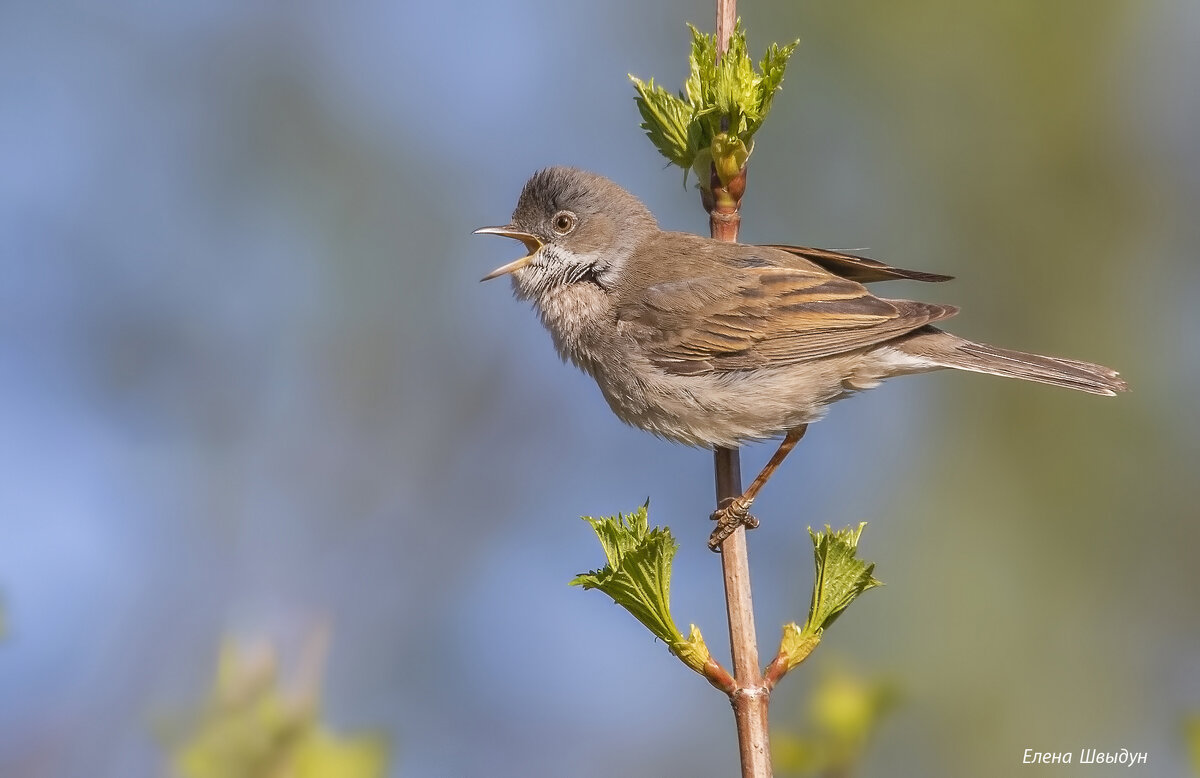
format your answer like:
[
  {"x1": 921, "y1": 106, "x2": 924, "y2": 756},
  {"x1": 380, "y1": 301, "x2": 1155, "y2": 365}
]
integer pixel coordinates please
[{"x1": 1, "y1": 0, "x2": 1197, "y2": 776}]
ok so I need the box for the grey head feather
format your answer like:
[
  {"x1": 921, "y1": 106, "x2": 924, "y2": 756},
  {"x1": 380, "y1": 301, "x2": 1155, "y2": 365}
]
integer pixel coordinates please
[{"x1": 509, "y1": 167, "x2": 658, "y2": 298}]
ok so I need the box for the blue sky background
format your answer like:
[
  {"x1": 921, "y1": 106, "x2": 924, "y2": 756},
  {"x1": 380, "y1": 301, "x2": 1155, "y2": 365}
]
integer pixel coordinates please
[{"x1": 1, "y1": 1, "x2": 1198, "y2": 776}]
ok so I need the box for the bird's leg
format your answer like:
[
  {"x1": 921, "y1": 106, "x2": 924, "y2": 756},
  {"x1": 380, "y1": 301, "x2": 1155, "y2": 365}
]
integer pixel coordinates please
[{"x1": 709, "y1": 425, "x2": 808, "y2": 551}]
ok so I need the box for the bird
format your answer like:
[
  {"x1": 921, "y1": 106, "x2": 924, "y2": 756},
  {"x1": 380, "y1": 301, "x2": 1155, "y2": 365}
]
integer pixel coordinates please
[{"x1": 475, "y1": 166, "x2": 1127, "y2": 549}]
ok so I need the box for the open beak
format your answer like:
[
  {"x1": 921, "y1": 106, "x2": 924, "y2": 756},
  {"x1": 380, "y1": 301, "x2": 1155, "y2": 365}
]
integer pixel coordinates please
[{"x1": 474, "y1": 225, "x2": 544, "y2": 281}]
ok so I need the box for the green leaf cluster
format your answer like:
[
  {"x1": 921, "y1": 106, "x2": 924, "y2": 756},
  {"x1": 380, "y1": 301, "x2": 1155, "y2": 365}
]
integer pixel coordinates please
[
  {"x1": 630, "y1": 21, "x2": 798, "y2": 187},
  {"x1": 779, "y1": 524, "x2": 881, "y2": 672},
  {"x1": 161, "y1": 640, "x2": 388, "y2": 778},
  {"x1": 571, "y1": 506, "x2": 711, "y2": 675}
]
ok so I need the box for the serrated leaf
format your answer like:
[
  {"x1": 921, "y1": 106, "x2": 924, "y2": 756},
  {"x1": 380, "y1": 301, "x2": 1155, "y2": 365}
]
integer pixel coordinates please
[
  {"x1": 630, "y1": 76, "x2": 694, "y2": 169},
  {"x1": 571, "y1": 507, "x2": 681, "y2": 646},
  {"x1": 571, "y1": 506, "x2": 712, "y2": 674},
  {"x1": 711, "y1": 24, "x2": 759, "y2": 135},
  {"x1": 751, "y1": 39, "x2": 799, "y2": 135},
  {"x1": 775, "y1": 524, "x2": 881, "y2": 672},
  {"x1": 685, "y1": 23, "x2": 718, "y2": 108},
  {"x1": 804, "y1": 523, "x2": 882, "y2": 637}
]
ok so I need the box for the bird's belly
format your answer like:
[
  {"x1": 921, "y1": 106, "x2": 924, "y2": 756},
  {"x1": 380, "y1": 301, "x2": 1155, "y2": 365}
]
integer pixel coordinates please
[{"x1": 593, "y1": 354, "x2": 873, "y2": 449}]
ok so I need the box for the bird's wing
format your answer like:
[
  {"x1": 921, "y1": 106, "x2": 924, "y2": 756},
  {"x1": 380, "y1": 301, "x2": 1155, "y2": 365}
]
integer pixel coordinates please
[
  {"x1": 619, "y1": 266, "x2": 958, "y2": 376},
  {"x1": 758, "y1": 244, "x2": 953, "y2": 283}
]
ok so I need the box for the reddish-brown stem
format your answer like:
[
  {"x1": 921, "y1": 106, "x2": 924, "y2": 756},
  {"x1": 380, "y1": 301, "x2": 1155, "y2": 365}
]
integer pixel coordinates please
[
  {"x1": 715, "y1": 443, "x2": 771, "y2": 778},
  {"x1": 705, "y1": 165, "x2": 746, "y2": 241},
  {"x1": 716, "y1": 0, "x2": 738, "y2": 59},
  {"x1": 762, "y1": 653, "x2": 789, "y2": 691},
  {"x1": 715, "y1": 449, "x2": 772, "y2": 776},
  {"x1": 703, "y1": 657, "x2": 739, "y2": 695},
  {"x1": 708, "y1": 4, "x2": 770, "y2": 776}
]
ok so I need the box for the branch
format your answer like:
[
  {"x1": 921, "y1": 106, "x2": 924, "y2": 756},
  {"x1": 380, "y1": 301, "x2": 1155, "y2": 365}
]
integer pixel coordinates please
[
  {"x1": 626, "y1": 9, "x2": 802, "y2": 777},
  {"x1": 711, "y1": 4, "x2": 770, "y2": 776}
]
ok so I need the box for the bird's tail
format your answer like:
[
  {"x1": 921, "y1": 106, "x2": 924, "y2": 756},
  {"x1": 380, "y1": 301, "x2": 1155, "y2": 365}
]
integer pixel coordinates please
[{"x1": 896, "y1": 328, "x2": 1128, "y2": 396}]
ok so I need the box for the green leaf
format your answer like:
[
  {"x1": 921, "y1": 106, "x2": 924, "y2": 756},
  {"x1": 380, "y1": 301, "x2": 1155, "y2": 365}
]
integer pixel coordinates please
[
  {"x1": 778, "y1": 523, "x2": 881, "y2": 673},
  {"x1": 630, "y1": 76, "x2": 694, "y2": 169},
  {"x1": 805, "y1": 523, "x2": 882, "y2": 636},
  {"x1": 710, "y1": 23, "x2": 758, "y2": 135},
  {"x1": 571, "y1": 506, "x2": 712, "y2": 674},
  {"x1": 751, "y1": 39, "x2": 799, "y2": 135},
  {"x1": 684, "y1": 23, "x2": 718, "y2": 109}
]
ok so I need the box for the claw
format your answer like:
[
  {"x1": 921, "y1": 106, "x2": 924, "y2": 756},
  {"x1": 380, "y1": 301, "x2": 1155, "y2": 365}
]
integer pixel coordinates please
[{"x1": 708, "y1": 496, "x2": 757, "y2": 551}]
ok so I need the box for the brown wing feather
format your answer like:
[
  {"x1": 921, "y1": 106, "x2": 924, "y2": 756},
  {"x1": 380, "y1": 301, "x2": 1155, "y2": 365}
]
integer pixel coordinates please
[
  {"x1": 621, "y1": 267, "x2": 958, "y2": 376},
  {"x1": 760, "y1": 244, "x2": 953, "y2": 283}
]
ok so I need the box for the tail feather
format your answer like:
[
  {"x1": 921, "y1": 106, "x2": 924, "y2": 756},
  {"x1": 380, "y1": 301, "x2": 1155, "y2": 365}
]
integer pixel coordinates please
[{"x1": 898, "y1": 329, "x2": 1128, "y2": 396}]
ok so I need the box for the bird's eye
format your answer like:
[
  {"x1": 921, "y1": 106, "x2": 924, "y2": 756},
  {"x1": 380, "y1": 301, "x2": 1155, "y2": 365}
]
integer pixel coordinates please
[{"x1": 552, "y1": 211, "x2": 577, "y2": 235}]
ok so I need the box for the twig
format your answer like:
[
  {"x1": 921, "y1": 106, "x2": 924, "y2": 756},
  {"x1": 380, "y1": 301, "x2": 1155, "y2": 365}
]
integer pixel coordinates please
[
  {"x1": 715, "y1": 0, "x2": 738, "y2": 56},
  {"x1": 709, "y1": 3, "x2": 772, "y2": 776},
  {"x1": 714, "y1": 447, "x2": 771, "y2": 777}
]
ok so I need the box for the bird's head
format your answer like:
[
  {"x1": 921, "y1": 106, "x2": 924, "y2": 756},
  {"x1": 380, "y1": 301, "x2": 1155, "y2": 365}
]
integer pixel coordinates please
[{"x1": 475, "y1": 167, "x2": 656, "y2": 300}]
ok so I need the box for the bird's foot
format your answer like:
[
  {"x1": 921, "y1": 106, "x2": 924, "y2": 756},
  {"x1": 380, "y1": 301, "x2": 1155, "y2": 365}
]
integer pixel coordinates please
[{"x1": 708, "y1": 496, "x2": 758, "y2": 552}]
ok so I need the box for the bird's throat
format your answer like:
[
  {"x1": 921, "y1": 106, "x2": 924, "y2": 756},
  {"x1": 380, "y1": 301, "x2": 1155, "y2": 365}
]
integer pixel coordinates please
[{"x1": 532, "y1": 280, "x2": 612, "y2": 377}]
